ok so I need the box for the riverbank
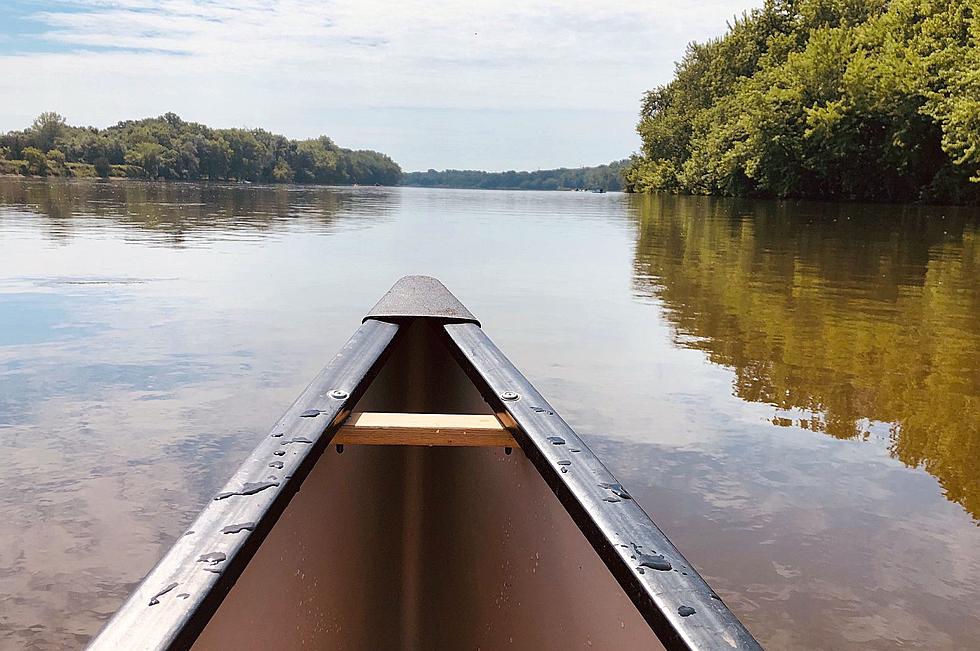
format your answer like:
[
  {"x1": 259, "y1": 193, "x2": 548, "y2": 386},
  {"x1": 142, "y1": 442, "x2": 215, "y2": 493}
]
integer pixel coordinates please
[
  {"x1": 627, "y1": 0, "x2": 980, "y2": 205},
  {"x1": 400, "y1": 161, "x2": 626, "y2": 192},
  {"x1": 1, "y1": 112, "x2": 401, "y2": 186}
]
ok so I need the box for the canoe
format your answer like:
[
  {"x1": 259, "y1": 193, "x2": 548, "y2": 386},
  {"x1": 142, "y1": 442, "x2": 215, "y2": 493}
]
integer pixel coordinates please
[{"x1": 88, "y1": 276, "x2": 762, "y2": 651}]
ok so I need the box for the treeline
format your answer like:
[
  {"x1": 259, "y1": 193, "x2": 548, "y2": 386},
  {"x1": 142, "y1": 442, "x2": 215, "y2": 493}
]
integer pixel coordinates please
[
  {"x1": 401, "y1": 161, "x2": 627, "y2": 191},
  {"x1": 0, "y1": 112, "x2": 401, "y2": 185},
  {"x1": 626, "y1": 0, "x2": 980, "y2": 204}
]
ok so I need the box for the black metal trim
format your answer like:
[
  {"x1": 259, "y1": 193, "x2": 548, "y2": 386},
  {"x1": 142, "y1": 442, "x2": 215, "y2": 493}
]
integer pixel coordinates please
[
  {"x1": 87, "y1": 319, "x2": 401, "y2": 651},
  {"x1": 443, "y1": 322, "x2": 763, "y2": 651}
]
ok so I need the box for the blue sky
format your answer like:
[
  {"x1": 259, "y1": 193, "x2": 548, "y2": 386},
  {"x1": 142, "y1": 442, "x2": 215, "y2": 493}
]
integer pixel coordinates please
[{"x1": 0, "y1": 0, "x2": 755, "y2": 171}]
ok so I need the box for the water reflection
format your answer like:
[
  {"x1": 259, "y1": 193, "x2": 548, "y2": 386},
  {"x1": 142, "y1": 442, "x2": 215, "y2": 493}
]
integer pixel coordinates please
[
  {"x1": 629, "y1": 194, "x2": 980, "y2": 517},
  {"x1": 1, "y1": 178, "x2": 978, "y2": 649},
  {"x1": 0, "y1": 293, "x2": 98, "y2": 347},
  {"x1": 0, "y1": 178, "x2": 395, "y2": 246},
  {"x1": 0, "y1": 178, "x2": 405, "y2": 649}
]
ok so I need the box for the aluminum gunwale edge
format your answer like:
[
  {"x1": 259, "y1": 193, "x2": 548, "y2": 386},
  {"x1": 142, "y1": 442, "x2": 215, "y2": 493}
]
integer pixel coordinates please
[
  {"x1": 87, "y1": 319, "x2": 401, "y2": 651},
  {"x1": 443, "y1": 322, "x2": 762, "y2": 651}
]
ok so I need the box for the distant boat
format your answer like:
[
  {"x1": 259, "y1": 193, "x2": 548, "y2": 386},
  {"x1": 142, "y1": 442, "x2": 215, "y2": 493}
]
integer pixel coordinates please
[
  {"x1": 88, "y1": 277, "x2": 761, "y2": 651},
  {"x1": 591, "y1": 188, "x2": 607, "y2": 193}
]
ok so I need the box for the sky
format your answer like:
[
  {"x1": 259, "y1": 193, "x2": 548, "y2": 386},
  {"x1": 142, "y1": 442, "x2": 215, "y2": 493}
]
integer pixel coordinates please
[{"x1": 0, "y1": 0, "x2": 756, "y2": 171}]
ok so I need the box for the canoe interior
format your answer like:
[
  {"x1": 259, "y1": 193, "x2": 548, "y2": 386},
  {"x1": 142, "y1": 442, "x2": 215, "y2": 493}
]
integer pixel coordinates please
[{"x1": 191, "y1": 320, "x2": 664, "y2": 650}]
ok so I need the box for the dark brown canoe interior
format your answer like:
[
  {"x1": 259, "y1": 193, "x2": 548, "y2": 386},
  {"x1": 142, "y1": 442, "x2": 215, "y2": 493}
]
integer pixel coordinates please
[{"x1": 191, "y1": 321, "x2": 663, "y2": 649}]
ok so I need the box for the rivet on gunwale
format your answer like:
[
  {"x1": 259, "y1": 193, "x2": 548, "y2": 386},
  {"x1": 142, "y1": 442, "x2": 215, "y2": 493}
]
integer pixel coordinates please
[
  {"x1": 329, "y1": 389, "x2": 349, "y2": 400},
  {"x1": 501, "y1": 391, "x2": 519, "y2": 401}
]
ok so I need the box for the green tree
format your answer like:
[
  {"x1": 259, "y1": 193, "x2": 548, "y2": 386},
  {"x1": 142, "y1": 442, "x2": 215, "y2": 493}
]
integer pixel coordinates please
[
  {"x1": 45, "y1": 149, "x2": 67, "y2": 176},
  {"x1": 2, "y1": 112, "x2": 402, "y2": 186},
  {"x1": 200, "y1": 136, "x2": 232, "y2": 180},
  {"x1": 272, "y1": 160, "x2": 294, "y2": 182},
  {"x1": 125, "y1": 142, "x2": 166, "y2": 178},
  {"x1": 93, "y1": 156, "x2": 111, "y2": 178},
  {"x1": 30, "y1": 112, "x2": 67, "y2": 153},
  {"x1": 294, "y1": 138, "x2": 340, "y2": 183},
  {"x1": 401, "y1": 161, "x2": 626, "y2": 190},
  {"x1": 21, "y1": 147, "x2": 48, "y2": 175},
  {"x1": 627, "y1": 0, "x2": 980, "y2": 204}
]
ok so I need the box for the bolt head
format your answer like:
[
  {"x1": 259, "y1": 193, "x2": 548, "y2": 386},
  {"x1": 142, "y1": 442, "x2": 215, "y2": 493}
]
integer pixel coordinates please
[
  {"x1": 501, "y1": 391, "x2": 519, "y2": 401},
  {"x1": 329, "y1": 389, "x2": 349, "y2": 400}
]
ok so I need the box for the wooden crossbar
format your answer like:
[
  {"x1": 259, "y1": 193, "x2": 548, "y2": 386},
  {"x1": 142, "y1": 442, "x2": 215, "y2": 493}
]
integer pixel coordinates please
[{"x1": 334, "y1": 412, "x2": 515, "y2": 447}]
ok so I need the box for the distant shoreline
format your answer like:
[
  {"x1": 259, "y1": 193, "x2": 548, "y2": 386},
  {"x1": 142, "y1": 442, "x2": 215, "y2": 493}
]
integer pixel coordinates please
[
  {"x1": 1, "y1": 112, "x2": 401, "y2": 186},
  {"x1": 0, "y1": 174, "x2": 625, "y2": 193},
  {"x1": 400, "y1": 161, "x2": 626, "y2": 192}
]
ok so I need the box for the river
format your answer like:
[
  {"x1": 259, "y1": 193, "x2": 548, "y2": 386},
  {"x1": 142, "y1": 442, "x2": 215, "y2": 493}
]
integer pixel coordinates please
[{"x1": 0, "y1": 178, "x2": 977, "y2": 649}]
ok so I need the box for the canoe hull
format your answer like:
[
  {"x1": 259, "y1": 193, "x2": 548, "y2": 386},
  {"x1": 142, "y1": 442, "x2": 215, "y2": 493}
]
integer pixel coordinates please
[
  {"x1": 193, "y1": 444, "x2": 662, "y2": 649},
  {"x1": 88, "y1": 277, "x2": 761, "y2": 651}
]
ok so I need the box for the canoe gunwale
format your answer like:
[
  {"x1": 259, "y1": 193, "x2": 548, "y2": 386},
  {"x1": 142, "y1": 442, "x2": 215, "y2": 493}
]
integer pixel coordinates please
[
  {"x1": 443, "y1": 322, "x2": 763, "y2": 651},
  {"x1": 87, "y1": 318, "x2": 402, "y2": 651}
]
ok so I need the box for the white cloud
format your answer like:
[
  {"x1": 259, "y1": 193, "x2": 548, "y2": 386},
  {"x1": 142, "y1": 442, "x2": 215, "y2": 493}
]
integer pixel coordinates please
[{"x1": 0, "y1": 0, "x2": 757, "y2": 168}]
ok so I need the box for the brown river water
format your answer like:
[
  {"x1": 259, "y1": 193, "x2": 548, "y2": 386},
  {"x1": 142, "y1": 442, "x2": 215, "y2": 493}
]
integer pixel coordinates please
[{"x1": 0, "y1": 178, "x2": 977, "y2": 649}]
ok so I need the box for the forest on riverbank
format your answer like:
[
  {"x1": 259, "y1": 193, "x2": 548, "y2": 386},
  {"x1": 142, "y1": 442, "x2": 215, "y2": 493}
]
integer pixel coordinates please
[
  {"x1": 401, "y1": 161, "x2": 626, "y2": 191},
  {"x1": 0, "y1": 113, "x2": 401, "y2": 185},
  {"x1": 626, "y1": 0, "x2": 980, "y2": 204}
]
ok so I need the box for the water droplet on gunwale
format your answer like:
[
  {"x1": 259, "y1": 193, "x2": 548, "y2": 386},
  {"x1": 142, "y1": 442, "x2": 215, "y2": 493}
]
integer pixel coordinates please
[
  {"x1": 176, "y1": 593, "x2": 190, "y2": 599},
  {"x1": 560, "y1": 467, "x2": 568, "y2": 473},
  {"x1": 183, "y1": 530, "x2": 194, "y2": 536},
  {"x1": 598, "y1": 482, "x2": 632, "y2": 499},
  {"x1": 273, "y1": 450, "x2": 285, "y2": 456},
  {"x1": 557, "y1": 460, "x2": 571, "y2": 466},
  {"x1": 630, "y1": 543, "x2": 671, "y2": 571},
  {"x1": 271, "y1": 432, "x2": 283, "y2": 438},
  {"x1": 531, "y1": 406, "x2": 554, "y2": 415},
  {"x1": 281, "y1": 437, "x2": 312, "y2": 445},
  {"x1": 300, "y1": 409, "x2": 320, "y2": 418},
  {"x1": 221, "y1": 522, "x2": 256, "y2": 534},
  {"x1": 603, "y1": 497, "x2": 621, "y2": 503},
  {"x1": 678, "y1": 605, "x2": 696, "y2": 617},
  {"x1": 269, "y1": 461, "x2": 284, "y2": 469},
  {"x1": 547, "y1": 436, "x2": 565, "y2": 445},
  {"x1": 149, "y1": 582, "x2": 178, "y2": 606},
  {"x1": 570, "y1": 448, "x2": 581, "y2": 453},
  {"x1": 214, "y1": 481, "x2": 279, "y2": 500},
  {"x1": 198, "y1": 552, "x2": 227, "y2": 565}
]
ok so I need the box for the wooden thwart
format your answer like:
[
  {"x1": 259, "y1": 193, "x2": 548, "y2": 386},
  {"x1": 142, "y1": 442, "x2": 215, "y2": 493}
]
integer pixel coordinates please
[{"x1": 334, "y1": 412, "x2": 515, "y2": 447}]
